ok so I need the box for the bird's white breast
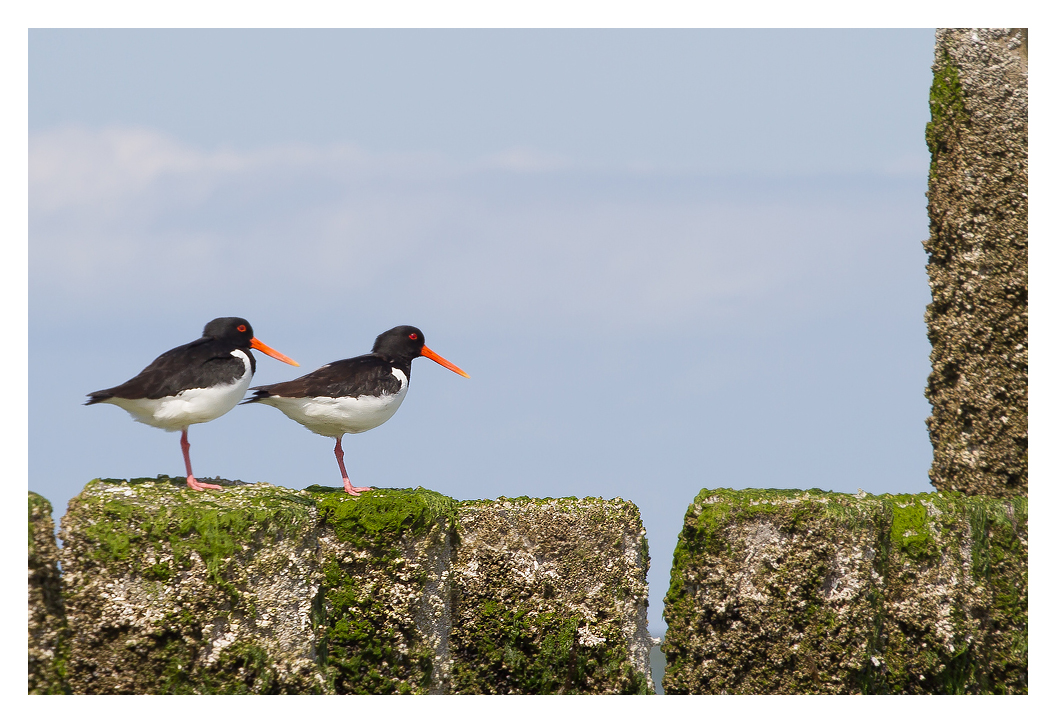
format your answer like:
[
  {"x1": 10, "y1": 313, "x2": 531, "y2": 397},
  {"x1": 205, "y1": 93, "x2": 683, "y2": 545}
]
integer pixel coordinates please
[
  {"x1": 105, "y1": 349, "x2": 253, "y2": 431},
  {"x1": 259, "y1": 367, "x2": 409, "y2": 438}
]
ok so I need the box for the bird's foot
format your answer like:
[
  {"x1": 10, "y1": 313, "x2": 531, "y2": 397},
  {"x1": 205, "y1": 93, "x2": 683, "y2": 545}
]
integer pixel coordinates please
[
  {"x1": 186, "y1": 475, "x2": 224, "y2": 492},
  {"x1": 343, "y1": 481, "x2": 373, "y2": 496}
]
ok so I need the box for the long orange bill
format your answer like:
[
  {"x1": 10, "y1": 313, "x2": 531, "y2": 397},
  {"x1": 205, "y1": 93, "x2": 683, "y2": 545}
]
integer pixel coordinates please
[
  {"x1": 250, "y1": 338, "x2": 300, "y2": 366},
  {"x1": 420, "y1": 345, "x2": 470, "y2": 378}
]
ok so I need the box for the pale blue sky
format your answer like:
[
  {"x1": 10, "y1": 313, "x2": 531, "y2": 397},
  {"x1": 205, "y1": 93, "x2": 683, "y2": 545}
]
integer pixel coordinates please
[
  {"x1": 30, "y1": 28, "x2": 937, "y2": 637},
  {"x1": 31, "y1": 30, "x2": 931, "y2": 173}
]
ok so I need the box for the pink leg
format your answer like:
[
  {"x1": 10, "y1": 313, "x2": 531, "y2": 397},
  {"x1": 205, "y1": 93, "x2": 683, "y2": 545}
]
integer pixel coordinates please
[
  {"x1": 334, "y1": 436, "x2": 372, "y2": 496},
  {"x1": 181, "y1": 428, "x2": 222, "y2": 492}
]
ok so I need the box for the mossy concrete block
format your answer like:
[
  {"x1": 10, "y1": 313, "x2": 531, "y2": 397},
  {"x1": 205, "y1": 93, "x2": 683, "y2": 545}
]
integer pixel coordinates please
[
  {"x1": 52, "y1": 480, "x2": 654, "y2": 695},
  {"x1": 448, "y1": 497, "x2": 654, "y2": 694},
  {"x1": 59, "y1": 476, "x2": 325, "y2": 694},
  {"x1": 662, "y1": 488, "x2": 1027, "y2": 694},
  {"x1": 29, "y1": 492, "x2": 70, "y2": 694},
  {"x1": 877, "y1": 494, "x2": 1027, "y2": 694},
  {"x1": 923, "y1": 29, "x2": 1028, "y2": 497},
  {"x1": 307, "y1": 486, "x2": 457, "y2": 694}
]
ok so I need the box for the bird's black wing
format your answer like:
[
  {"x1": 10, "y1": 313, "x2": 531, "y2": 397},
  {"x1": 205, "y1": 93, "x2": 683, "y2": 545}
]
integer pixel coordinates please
[
  {"x1": 86, "y1": 338, "x2": 251, "y2": 403},
  {"x1": 247, "y1": 354, "x2": 407, "y2": 401}
]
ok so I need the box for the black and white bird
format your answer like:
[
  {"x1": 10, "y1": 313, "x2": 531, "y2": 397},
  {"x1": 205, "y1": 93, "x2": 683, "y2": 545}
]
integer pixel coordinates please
[
  {"x1": 244, "y1": 325, "x2": 469, "y2": 496},
  {"x1": 86, "y1": 317, "x2": 299, "y2": 491}
]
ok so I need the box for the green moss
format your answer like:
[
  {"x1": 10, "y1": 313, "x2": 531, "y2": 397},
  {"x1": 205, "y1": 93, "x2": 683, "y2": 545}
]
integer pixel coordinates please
[
  {"x1": 65, "y1": 480, "x2": 328, "y2": 694},
  {"x1": 150, "y1": 632, "x2": 199, "y2": 694},
  {"x1": 28, "y1": 491, "x2": 71, "y2": 695},
  {"x1": 665, "y1": 487, "x2": 1027, "y2": 694},
  {"x1": 143, "y1": 560, "x2": 172, "y2": 581},
  {"x1": 81, "y1": 476, "x2": 316, "y2": 595},
  {"x1": 472, "y1": 494, "x2": 582, "y2": 506},
  {"x1": 450, "y1": 599, "x2": 651, "y2": 694},
  {"x1": 925, "y1": 48, "x2": 969, "y2": 179},
  {"x1": 207, "y1": 643, "x2": 281, "y2": 694},
  {"x1": 888, "y1": 497, "x2": 938, "y2": 559},
  {"x1": 665, "y1": 488, "x2": 875, "y2": 624},
  {"x1": 136, "y1": 627, "x2": 309, "y2": 694},
  {"x1": 318, "y1": 562, "x2": 435, "y2": 695},
  {"x1": 29, "y1": 492, "x2": 53, "y2": 554},
  {"x1": 866, "y1": 492, "x2": 1026, "y2": 694},
  {"x1": 448, "y1": 497, "x2": 651, "y2": 694},
  {"x1": 308, "y1": 487, "x2": 457, "y2": 694},
  {"x1": 308, "y1": 485, "x2": 458, "y2": 550},
  {"x1": 66, "y1": 482, "x2": 653, "y2": 694}
]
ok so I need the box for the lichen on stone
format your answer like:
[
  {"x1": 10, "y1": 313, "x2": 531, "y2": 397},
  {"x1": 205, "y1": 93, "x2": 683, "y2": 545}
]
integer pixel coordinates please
[
  {"x1": 662, "y1": 487, "x2": 1027, "y2": 694},
  {"x1": 448, "y1": 496, "x2": 654, "y2": 694},
  {"x1": 922, "y1": 28, "x2": 1028, "y2": 498},
  {"x1": 60, "y1": 476, "x2": 325, "y2": 694},
  {"x1": 28, "y1": 492, "x2": 70, "y2": 694},
  {"x1": 47, "y1": 479, "x2": 655, "y2": 694}
]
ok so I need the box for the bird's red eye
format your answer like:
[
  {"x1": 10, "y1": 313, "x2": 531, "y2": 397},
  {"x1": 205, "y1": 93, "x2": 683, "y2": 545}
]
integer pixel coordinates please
[
  {"x1": 409, "y1": 333, "x2": 418, "y2": 340},
  {"x1": 237, "y1": 325, "x2": 247, "y2": 332}
]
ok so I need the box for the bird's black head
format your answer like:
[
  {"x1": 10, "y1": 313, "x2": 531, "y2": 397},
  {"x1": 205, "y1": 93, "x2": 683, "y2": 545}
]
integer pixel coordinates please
[
  {"x1": 200, "y1": 317, "x2": 300, "y2": 367},
  {"x1": 372, "y1": 325, "x2": 470, "y2": 378},
  {"x1": 203, "y1": 317, "x2": 255, "y2": 346},
  {"x1": 372, "y1": 325, "x2": 426, "y2": 363}
]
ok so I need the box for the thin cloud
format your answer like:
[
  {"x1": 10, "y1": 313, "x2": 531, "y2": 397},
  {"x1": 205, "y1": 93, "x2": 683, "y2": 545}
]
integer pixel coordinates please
[
  {"x1": 31, "y1": 125, "x2": 922, "y2": 336},
  {"x1": 480, "y1": 147, "x2": 572, "y2": 173}
]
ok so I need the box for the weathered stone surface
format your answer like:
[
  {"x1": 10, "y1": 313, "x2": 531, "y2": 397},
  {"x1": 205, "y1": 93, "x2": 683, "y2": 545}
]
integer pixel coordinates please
[
  {"x1": 448, "y1": 497, "x2": 654, "y2": 694},
  {"x1": 60, "y1": 477, "x2": 325, "y2": 694},
  {"x1": 923, "y1": 28, "x2": 1028, "y2": 497},
  {"x1": 29, "y1": 492, "x2": 69, "y2": 694},
  {"x1": 662, "y1": 488, "x2": 1027, "y2": 694},
  {"x1": 307, "y1": 485, "x2": 458, "y2": 694},
  {"x1": 48, "y1": 477, "x2": 654, "y2": 694}
]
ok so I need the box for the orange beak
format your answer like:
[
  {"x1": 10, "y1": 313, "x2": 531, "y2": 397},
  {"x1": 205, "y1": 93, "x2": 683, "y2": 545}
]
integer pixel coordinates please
[
  {"x1": 421, "y1": 345, "x2": 470, "y2": 378},
  {"x1": 250, "y1": 337, "x2": 300, "y2": 367}
]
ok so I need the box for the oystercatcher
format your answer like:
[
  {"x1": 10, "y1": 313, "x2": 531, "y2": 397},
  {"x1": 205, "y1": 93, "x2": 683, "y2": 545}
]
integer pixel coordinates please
[
  {"x1": 86, "y1": 317, "x2": 299, "y2": 492},
  {"x1": 244, "y1": 325, "x2": 469, "y2": 496}
]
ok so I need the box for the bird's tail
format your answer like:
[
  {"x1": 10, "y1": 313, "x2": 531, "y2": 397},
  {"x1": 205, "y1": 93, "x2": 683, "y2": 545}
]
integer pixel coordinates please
[
  {"x1": 84, "y1": 390, "x2": 115, "y2": 406},
  {"x1": 239, "y1": 387, "x2": 272, "y2": 405}
]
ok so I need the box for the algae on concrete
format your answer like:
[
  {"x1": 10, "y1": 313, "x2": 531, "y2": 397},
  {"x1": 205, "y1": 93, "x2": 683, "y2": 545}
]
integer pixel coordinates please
[
  {"x1": 60, "y1": 476, "x2": 325, "y2": 694},
  {"x1": 307, "y1": 486, "x2": 457, "y2": 694},
  {"x1": 29, "y1": 492, "x2": 70, "y2": 694},
  {"x1": 449, "y1": 497, "x2": 654, "y2": 694},
  {"x1": 47, "y1": 479, "x2": 656, "y2": 694},
  {"x1": 662, "y1": 488, "x2": 1027, "y2": 694}
]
